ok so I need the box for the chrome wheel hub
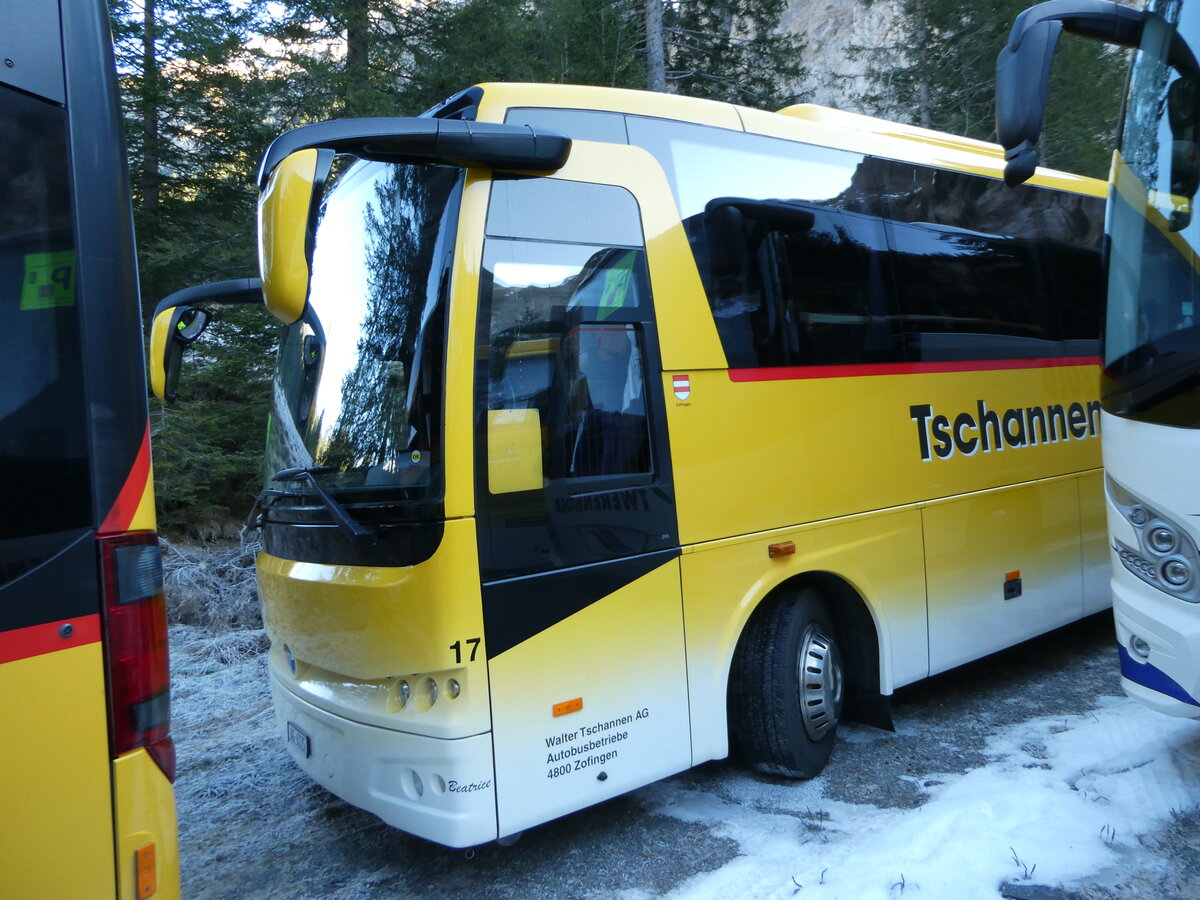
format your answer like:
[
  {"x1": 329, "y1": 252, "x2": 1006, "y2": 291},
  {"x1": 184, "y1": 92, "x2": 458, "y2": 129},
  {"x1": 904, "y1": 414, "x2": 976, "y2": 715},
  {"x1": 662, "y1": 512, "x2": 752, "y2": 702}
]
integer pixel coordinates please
[{"x1": 797, "y1": 624, "x2": 843, "y2": 741}]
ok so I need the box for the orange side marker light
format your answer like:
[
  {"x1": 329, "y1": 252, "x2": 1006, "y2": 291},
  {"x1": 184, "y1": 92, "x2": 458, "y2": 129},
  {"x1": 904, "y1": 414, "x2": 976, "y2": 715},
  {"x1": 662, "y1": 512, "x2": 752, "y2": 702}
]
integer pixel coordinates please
[
  {"x1": 769, "y1": 541, "x2": 796, "y2": 559},
  {"x1": 553, "y1": 697, "x2": 583, "y2": 717},
  {"x1": 135, "y1": 843, "x2": 157, "y2": 899},
  {"x1": 1006, "y1": 570, "x2": 1021, "y2": 582}
]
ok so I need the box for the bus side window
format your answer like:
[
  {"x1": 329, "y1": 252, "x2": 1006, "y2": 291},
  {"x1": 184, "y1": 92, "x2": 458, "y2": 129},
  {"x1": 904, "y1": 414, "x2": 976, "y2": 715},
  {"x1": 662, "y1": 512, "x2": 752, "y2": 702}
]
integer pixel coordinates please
[
  {"x1": 693, "y1": 203, "x2": 898, "y2": 368},
  {"x1": 480, "y1": 178, "x2": 651, "y2": 494},
  {"x1": 874, "y1": 160, "x2": 1061, "y2": 360}
]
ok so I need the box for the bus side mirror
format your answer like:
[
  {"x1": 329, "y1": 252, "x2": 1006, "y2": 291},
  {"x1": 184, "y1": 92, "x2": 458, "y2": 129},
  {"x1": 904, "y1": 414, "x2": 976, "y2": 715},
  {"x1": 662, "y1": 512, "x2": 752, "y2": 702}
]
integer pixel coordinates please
[
  {"x1": 995, "y1": 1, "x2": 1146, "y2": 187},
  {"x1": 258, "y1": 148, "x2": 328, "y2": 325},
  {"x1": 150, "y1": 306, "x2": 209, "y2": 402},
  {"x1": 487, "y1": 409, "x2": 544, "y2": 494},
  {"x1": 255, "y1": 119, "x2": 571, "y2": 324},
  {"x1": 147, "y1": 278, "x2": 264, "y2": 402}
]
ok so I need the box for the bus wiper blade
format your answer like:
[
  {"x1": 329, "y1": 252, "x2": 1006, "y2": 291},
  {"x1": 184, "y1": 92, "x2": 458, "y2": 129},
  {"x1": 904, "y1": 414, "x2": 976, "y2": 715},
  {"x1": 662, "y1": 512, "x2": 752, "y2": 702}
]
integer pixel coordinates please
[{"x1": 270, "y1": 466, "x2": 377, "y2": 543}]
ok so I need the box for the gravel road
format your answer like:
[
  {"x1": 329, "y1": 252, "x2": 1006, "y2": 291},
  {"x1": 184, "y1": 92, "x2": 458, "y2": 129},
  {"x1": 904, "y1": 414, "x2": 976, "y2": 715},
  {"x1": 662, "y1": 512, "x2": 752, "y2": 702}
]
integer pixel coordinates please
[{"x1": 170, "y1": 612, "x2": 1200, "y2": 899}]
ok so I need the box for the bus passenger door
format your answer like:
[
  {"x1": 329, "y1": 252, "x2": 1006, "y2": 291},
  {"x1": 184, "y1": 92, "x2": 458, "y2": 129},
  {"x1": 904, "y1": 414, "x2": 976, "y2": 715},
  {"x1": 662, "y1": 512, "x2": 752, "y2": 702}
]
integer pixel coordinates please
[{"x1": 474, "y1": 174, "x2": 689, "y2": 838}]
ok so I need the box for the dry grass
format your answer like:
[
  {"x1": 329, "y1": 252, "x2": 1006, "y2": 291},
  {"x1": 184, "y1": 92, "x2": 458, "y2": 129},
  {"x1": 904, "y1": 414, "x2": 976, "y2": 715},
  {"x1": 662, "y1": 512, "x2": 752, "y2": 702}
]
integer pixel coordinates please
[{"x1": 161, "y1": 534, "x2": 263, "y2": 634}]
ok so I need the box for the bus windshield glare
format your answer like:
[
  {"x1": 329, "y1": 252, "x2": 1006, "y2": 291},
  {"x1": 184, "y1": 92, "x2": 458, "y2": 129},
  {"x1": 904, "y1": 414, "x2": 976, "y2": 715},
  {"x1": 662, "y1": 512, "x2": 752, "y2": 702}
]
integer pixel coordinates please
[
  {"x1": 1105, "y1": 0, "x2": 1200, "y2": 423},
  {"x1": 265, "y1": 160, "x2": 460, "y2": 501}
]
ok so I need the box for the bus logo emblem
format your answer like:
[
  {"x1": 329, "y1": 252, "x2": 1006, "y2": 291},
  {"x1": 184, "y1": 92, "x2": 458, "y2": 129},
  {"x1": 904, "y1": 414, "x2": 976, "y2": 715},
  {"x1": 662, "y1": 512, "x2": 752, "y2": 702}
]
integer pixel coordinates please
[{"x1": 673, "y1": 375, "x2": 691, "y2": 401}]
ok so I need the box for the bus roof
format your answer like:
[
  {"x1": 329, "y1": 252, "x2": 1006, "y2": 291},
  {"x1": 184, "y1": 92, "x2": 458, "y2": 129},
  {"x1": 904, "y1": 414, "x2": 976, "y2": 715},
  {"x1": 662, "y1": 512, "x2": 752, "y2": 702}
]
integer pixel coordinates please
[{"x1": 470, "y1": 82, "x2": 1106, "y2": 199}]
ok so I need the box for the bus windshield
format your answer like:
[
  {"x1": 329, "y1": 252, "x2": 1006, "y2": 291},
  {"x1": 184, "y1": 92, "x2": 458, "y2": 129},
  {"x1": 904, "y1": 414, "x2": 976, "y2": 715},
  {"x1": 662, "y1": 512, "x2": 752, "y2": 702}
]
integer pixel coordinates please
[
  {"x1": 1104, "y1": 0, "x2": 1200, "y2": 424},
  {"x1": 265, "y1": 160, "x2": 460, "y2": 502}
]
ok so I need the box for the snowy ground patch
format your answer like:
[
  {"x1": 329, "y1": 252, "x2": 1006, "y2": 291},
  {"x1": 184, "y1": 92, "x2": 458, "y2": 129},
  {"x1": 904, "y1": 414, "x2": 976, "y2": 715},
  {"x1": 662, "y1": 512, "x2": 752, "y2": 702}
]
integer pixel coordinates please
[
  {"x1": 166, "y1": 562, "x2": 1200, "y2": 900},
  {"x1": 646, "y1": 698, "x2": 1200, "y2": 899}
]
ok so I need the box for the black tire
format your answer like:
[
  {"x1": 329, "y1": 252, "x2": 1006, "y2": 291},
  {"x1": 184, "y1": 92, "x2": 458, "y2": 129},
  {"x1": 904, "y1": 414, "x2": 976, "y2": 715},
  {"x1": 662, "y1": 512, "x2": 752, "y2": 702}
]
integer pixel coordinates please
[{"x1": 730, "y1": 588, "x2": 845, "y2": 778}]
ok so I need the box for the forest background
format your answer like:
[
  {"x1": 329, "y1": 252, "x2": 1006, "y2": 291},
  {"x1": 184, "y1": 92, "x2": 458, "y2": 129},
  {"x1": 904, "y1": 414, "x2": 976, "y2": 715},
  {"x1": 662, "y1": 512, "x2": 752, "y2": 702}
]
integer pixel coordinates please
[{"x1": 112, "y1": 0, "x2": 1128, "y2": 536}]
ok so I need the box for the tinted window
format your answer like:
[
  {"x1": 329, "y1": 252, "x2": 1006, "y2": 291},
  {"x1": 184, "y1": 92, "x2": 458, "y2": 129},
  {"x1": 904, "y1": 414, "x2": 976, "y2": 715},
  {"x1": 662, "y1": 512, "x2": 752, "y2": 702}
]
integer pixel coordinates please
[
  {"x1": 0, "y1": 86, "x2": 89, "y2": 550},
  {"x1": 626, "y1": 116, "x2": 898, "y2": 367},
  {"x1": 505, "y1": 107, "x2": 629, "y2": 144},
  {"x1": 702, "y1": 200, "x2": 899, "y2": 367},
  {"x1": 874, "y1": 160, "x2": 1102, "y2": 361},
  {"x1": 875, "y1": 162, "x2": 1051, "y2": 359},
  {"x1": 488, "y1": 177, "x2": 643, "y2": 246},
  {"x1": 476, "y1": 178, "x2": 673, "y2": 579},
  {"x1": 480, "y1": 237, "x2": 652, "y2": 485},
  {"x1": 507, "y1": 109, "x2": 1103, "y2": 368}
]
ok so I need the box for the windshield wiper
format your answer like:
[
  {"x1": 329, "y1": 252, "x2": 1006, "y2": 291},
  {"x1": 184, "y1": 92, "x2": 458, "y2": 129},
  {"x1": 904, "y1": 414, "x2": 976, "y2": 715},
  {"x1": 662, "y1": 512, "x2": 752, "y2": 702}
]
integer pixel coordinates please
[{"x1": 266, "y1": 466, "x2": 378, "y2": 543}]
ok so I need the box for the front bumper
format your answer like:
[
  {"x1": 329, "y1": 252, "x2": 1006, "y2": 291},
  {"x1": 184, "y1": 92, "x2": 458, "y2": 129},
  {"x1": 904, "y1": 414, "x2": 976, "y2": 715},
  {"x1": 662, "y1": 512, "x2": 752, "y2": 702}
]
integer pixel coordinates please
[
  {"x1": 1112, "y1": 565, "x2": 1200, "y2": 718},
  {"x1": 270, "y1": 672, "x2": 499, "y2": 848}
]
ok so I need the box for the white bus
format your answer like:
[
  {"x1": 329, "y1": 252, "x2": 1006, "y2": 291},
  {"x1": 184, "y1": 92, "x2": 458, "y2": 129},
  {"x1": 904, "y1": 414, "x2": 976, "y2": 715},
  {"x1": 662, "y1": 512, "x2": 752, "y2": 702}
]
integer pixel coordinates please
[{"x1": 998, "y1": 0, "x2": 1200, "y2": 715}]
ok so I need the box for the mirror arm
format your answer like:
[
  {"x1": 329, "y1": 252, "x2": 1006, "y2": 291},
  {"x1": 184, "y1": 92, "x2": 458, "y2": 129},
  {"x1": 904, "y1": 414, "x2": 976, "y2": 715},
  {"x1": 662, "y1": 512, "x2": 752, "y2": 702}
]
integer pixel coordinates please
[
  {"x1": 152, "y1": 277, "x2": 264, "y2": 319},
  {"x1": 995, "y1": 0, "x2": 1147, "y2": 186},
  {"x1": 257, "y1": 119, "x2": 571, "y2": 189}
]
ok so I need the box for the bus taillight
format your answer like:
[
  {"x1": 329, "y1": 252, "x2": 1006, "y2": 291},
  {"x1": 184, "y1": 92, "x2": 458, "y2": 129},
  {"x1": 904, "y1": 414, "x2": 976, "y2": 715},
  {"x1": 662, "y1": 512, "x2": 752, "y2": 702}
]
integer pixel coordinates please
[{"x1": 99, "y1": 533, "x2": 176, "y2": 782}]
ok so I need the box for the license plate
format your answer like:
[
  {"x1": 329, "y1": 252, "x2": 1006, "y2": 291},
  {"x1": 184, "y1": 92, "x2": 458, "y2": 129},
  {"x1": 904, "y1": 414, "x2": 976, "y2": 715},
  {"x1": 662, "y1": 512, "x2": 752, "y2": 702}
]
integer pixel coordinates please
[{"x1": 287, "y1": 721, "x2": 311, "y2": 758}]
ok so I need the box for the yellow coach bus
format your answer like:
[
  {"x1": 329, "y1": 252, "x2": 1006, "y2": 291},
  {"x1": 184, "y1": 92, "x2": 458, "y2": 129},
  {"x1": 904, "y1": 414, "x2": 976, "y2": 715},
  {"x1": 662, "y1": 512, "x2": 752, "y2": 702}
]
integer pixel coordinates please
[
  {"x1": 1, "y1": 0, "x2": 179, "y2": 896},
  {"x1": 156, "y1": 82, "x2": 1107, "y2": 848}
]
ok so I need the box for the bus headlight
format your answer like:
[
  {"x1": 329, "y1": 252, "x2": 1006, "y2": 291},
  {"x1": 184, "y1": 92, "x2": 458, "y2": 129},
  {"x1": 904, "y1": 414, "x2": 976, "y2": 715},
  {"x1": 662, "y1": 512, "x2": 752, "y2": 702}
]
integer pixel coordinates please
[
  {"x1": 1149, "y1": 526, "x2": 1177, "y2": 555},
  {"x1": 1108, "y1": 476, "x2": 1200, "y2": 603},
  {"x1": 1164, "y1": 559, "x2": 1192, "y2": 587}
]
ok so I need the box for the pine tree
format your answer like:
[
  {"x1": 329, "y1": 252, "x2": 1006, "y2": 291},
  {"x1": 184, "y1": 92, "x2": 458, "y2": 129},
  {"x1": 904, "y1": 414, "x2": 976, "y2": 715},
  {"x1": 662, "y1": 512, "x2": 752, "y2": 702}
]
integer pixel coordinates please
[
  {"x1": 110, "y1": 0, "x2": 280, "y2": 536},
  {"x1": 854, "y1": 0, "x2": 1127, "y2": 179},
  {"x1": 661, "y1": 0, "x2": 808, "y2": 109}
]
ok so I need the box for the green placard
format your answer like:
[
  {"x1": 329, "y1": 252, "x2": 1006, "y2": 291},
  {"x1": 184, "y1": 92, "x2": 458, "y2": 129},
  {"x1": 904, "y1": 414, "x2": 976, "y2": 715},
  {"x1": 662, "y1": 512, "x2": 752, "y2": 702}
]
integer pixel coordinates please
[
  {"x1": 20, "y1": 250, "x2": 76, "y2": 309},
  {"x1": 597, "y1": 251, "x2": 636, "y2": 322}
]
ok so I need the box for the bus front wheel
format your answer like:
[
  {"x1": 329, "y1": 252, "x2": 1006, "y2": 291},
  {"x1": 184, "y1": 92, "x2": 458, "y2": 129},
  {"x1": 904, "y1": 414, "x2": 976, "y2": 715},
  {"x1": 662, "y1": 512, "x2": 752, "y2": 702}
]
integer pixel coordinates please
[{"x1": 731, "y1": 588, "x2": 845, "y2": 778}]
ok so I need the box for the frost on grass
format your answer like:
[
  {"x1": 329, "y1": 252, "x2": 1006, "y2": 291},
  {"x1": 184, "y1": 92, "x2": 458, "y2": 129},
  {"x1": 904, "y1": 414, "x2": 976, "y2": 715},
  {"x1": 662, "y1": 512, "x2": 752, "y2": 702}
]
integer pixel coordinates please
[{"x1": 162, "y1": 534, "x2": 262, "y2": 633}]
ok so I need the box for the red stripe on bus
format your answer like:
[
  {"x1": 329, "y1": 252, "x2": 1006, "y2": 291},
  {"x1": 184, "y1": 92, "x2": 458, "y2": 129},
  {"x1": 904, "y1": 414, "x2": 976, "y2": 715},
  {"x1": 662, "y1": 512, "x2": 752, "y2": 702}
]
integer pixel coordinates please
[
  {"x1": 726, "y1": 356, "x2": 1101, "y2": 382},
  {"x1": 99, "y1": 423, "x2": 152, "y2": 535},
  {"x1": 0, "y1": 614, "x2": 102, "y2": 665}
]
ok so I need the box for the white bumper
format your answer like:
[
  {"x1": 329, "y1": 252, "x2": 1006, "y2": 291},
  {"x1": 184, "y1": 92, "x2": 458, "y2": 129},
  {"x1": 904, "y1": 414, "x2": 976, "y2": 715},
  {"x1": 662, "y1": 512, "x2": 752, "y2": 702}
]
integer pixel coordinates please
[
  {"x1": 270, "y1": 672, "x2": 499, "y2": 848},
  {"x1": 1112, "y1": 565, "x2": 1200, "y2": 719}
]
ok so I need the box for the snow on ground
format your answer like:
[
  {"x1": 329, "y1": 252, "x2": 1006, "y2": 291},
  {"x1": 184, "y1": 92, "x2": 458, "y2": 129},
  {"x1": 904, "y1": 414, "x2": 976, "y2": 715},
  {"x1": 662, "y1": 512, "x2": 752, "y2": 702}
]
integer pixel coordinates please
[
  {"x1": 171, "y1": 610, "x2": 1200, "y2": 899},
  {"x1": 646, "y1": 700, "x2": 1200, "y2": 899}
]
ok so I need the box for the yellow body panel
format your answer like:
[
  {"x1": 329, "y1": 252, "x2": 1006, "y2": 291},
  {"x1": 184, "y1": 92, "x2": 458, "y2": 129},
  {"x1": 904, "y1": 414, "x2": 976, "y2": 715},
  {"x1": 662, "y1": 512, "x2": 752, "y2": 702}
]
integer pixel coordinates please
[
  {"x1": 258, "y1": 148, "x2": 319, "y2": 325},
  {"x1": 681, "y1": 506, "x2": 928, "y2": 764},
  {"x1": 665, "y1": 365, "x2": 1101, "y2": 547},
  {"x1": 257, "y1": 518, "x2": 490, "y2": 739},
  {"x1": 127, "y1": 461, "x2": 158, "y2": 533},
  {"x1": 443, "y1": 170, "x2": 490, "y2": 520},
  {"x1": 924, "y1": 475, "x2": 1087, "y2": 673},
  {"x1": 0, "y1": 643, "x2": 116, "y2": 898},
  {"x1": 489, "y1": 558, "x2": 690, "y2": 837},
  {"x1": 113, "y1": 750, "x2": 181, "y2": 900}
]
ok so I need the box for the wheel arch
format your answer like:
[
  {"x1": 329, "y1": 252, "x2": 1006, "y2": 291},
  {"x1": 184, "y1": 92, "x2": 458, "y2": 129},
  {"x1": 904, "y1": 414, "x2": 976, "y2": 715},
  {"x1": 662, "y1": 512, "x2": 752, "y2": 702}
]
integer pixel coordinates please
[{"x1": 730, "y1": 570, "x2": 893, "y2": 733}]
